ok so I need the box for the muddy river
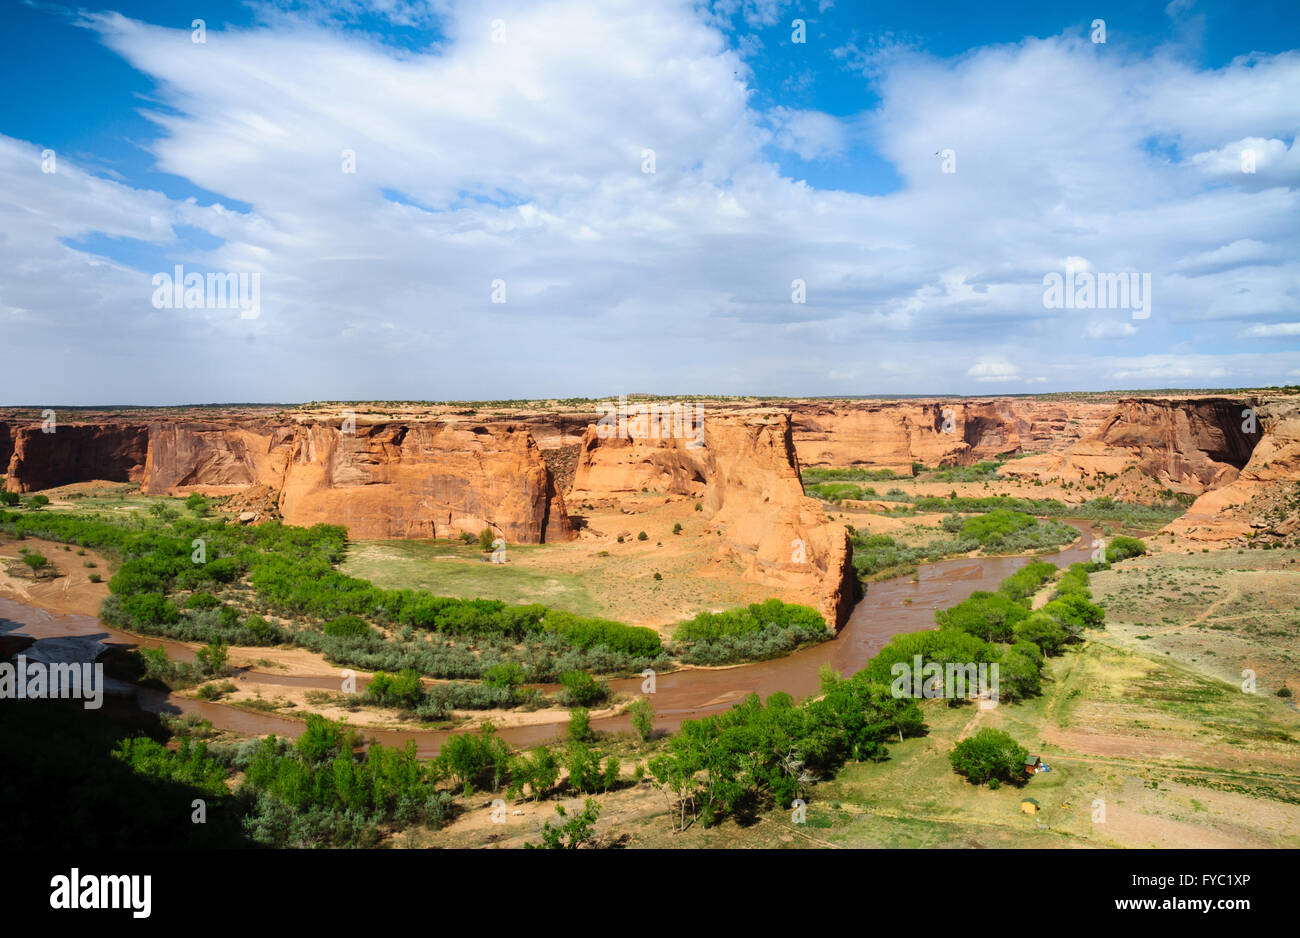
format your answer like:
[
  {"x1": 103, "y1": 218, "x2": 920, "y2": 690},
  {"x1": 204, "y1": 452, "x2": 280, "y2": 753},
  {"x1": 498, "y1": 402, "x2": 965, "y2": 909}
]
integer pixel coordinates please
[{"x1": 0, "y1": 525, "x2": 1097, "y2": 756}]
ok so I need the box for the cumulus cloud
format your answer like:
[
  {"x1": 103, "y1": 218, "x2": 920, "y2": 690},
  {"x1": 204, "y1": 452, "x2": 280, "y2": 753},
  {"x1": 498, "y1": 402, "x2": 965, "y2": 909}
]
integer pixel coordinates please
[{"x1": 1, "y1": 0, "x2": 1297, "y2": 403}]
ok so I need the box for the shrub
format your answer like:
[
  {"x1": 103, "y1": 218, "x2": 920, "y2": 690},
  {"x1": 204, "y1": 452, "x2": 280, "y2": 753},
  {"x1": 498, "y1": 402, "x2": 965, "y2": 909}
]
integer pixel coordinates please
[
  {"x1": 185, "y1": 592, "x2": 221, "y2": 610},
  {"x1": 323, "y1": 615, "x2": 370, "y2": 638},
  {"x1": 483, "y1": 662, "x2": 527, "y2": 688},
  {"x1": 628, "y1": 696, "x2": 654, "y2": 742},
  {"x1": 1105, "y1": 536, "x2": 1147, "y2": 564},
  {"x1": 949, "y1": 728, "x2": 1028, "y2": 786},
  {"x1": 196, "y1": 640, "x2": 229, "y2": 676},
  {"x1": 637, "y1": 531, "x2": 648, "y2": 541},
  {"x1": 568, "y1": 706, "x2": 592, "y2": 741},
  {"x1": 559, "y1": 670, "x2": 607, "y2": 707},
  {"x1": 368, "y1": 668, "x2": 424, "y2": 708}
]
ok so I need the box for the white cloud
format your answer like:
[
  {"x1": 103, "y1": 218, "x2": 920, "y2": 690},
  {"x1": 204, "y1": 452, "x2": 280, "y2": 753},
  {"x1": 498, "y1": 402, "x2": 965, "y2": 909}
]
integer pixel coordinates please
[
  {"x1": 967, "y1": 358, "x2": 1020, "y2": 382},
  {"x1": 1243, "y1": 322, "x2": 1300, "y2": 337},
  {"x1": 1, "y1": 2, "x2": 1298, "y2": 402},
  {"x1": 1084, "y1": 320, "x2": 1139, "y2": 339}
]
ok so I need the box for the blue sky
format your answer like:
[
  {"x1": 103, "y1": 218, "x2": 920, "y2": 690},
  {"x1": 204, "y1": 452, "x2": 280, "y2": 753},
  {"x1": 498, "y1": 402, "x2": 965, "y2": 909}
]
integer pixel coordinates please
[{"x1": 0, "y1": 0, "x2": 1297, "y2": 404}]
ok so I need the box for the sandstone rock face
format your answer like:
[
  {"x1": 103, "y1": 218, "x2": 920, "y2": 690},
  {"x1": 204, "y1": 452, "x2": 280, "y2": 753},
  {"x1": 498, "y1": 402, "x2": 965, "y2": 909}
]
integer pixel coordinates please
[
  {"x1": 142, "y1": 421, "x2": 289, "y2": 495},
  {"x1": 566, "y1": 408, "x2": 854, "y2": 628},
  {"x1": 4, "y1": 424, "x2": 149, "y2": 492},
  {"x1": 787, "y1": 399, "x2": 1111, "y2": 470},
  {"x1": 703, "y1": 410, "x2": 856, "y2": 629},
  {"x1": 276, "y1": 421, "x2": 573, "y2": 543},
  {"x1": 1001, "y1": 397, "x2": 1258, "y2": 492},
  {"x1": 568, "y1": 425, "x2": 708, "y2": 501},
  {"x1": 0, "y1": 422, "x2": 13, "y2": 472},
  {"x1": 2, "y1": 413, "x2": 574, "y2": 544},
  {"x1": 1164, "y1": 397, "x2": 1300, "y2": 542}
]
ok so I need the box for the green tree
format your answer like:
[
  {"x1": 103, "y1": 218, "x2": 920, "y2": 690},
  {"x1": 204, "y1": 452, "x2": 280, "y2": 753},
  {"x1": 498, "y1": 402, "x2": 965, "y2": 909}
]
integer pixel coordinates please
[
  {"x1": 568, "y1": 706, "x2": 592, "y2": 742},
  {"x1": 478, "y1": 528, "x2": 495, "y2": 551},
  {"x1": 27, "y1": 494, "x2": 49, "y2": 510},
  {"x1": 628, "y1": 696, "x2": 655, "y2": 742},
  {"x1": 196, "y1": 639, "x2": 229, "y2": 676},
  {"x1": 949, "y1": 728, "x2": 1028, "y2": 786}
]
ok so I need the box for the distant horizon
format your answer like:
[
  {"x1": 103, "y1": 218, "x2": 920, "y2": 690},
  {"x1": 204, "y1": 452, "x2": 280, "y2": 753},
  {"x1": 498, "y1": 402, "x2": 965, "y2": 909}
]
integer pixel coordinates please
[{"x1": 0, "y1": 383, "x2": 1292, "y2": 411}]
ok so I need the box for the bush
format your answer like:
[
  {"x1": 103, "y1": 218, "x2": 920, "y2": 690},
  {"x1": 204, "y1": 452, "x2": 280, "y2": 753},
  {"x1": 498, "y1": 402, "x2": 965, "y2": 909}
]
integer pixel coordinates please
[
  {"x1": 483, "y1": 662, "x2": 527, "y2": 688},
  {"x1": 637, "y1": 531, "x2": 648, "y2": 541},
  {"x1": 560, "y1": 670, "x2": 607, "y2": 707},
  {"x1": 1105, "y1": 536, "x2": 1147, "y2": 564},
  {"x1": 323, "y1": 615, "x2": 370, "y2": 638},
  {"x1": 949, "y1": 729, "x2": 1028, "y2": 786},
  {"x1": 368, "y1": 668, "x2": 425, "y2": 708},
  {"x1": 628, "y1": 696, "x2": 654, "y2": 742},
  {"x1": 478, "y1": 529, "x2": 495, "y2": 552},
  {"x1": 185, "y1": 592, "x2": 222, "y2": 610},
  {"x1": 243, "y1": 614, "x2": 277, "y2": 644},
  {"x1": 568, "y1": 706, "x2": 592, "y2": 741},
  {"x1": 196, "y1": 640, "x2": 229, "y2": 676}
]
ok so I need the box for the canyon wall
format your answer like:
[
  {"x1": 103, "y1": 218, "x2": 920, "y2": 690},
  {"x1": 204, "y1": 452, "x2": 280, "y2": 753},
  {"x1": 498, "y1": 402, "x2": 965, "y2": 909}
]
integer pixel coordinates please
[
  {"x1": 4, "y1": 424, "x2": 149, "y2": 492},
  {"x1": 1164, "y1": 397, "x2": 1300, "y2": 542},
  {"x1": 566, "y1": 409, "x2": 855, "y2": 628},
  {"x1": 273, "y1": 421, "x2": 573, "y2": 543},
  {"x1": 1000, "y1": 397, "x2": 1258, "y2": 492},
  {"x1": 787, "y1": 399, "x2": 1111, "y2": 470},
  {"x1": 3, "y1": 416, "x2": 571, "y2": 544},
  {"x1": 0, "y1": 422, "x2": 13, "y2": 471}
]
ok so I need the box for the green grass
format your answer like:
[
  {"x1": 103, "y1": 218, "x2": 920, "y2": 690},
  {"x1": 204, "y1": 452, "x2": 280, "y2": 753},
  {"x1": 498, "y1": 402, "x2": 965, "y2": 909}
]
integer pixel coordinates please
[{"x1": 340, "y1": 539, "x2": 605, "y2": 617}]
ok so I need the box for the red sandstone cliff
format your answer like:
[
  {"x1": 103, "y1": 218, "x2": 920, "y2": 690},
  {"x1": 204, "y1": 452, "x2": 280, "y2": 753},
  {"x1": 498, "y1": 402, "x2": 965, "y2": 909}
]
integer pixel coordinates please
[
  {"x1": 787, "y1": 399, "x2": 1111, "y2": 470},
  {"x1": 566, "y1": 409, "x2": 854, "y2": 628},
  {"x1": 1001, "y1": 397, "x2": 1258, "y2": 493},
  {"x1": 4, "y1": 424, "x2": 149, "y2": 492},
  {"x1": 274, "y1": 421, "x2": 573, "y2": 543}
]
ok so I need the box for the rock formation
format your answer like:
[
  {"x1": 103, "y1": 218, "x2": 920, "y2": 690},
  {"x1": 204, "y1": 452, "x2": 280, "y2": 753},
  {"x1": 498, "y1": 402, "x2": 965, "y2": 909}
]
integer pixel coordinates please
[
  {"x1": 565, "y1": 408, "x2": 854, "y2": 628},
  {"x1": 787, "y1": 399, "x2": 1111, "y2": 470},
  {"x1": 4, "y1": 424, "x2": 148, "y2": 492},
  {"x1": 274, "y1": 421, "x2": 574, "y2": 543},
  {"x1": 1000, "y1": 397, "x2": 1258, "y2": 492},
  {"x1": 1163, "y1": 397, "x2": 1300, "y2": 542}
]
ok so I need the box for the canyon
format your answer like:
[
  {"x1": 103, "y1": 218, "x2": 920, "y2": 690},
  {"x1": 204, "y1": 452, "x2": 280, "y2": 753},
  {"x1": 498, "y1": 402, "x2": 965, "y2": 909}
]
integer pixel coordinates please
[{"x1": 2, "y1": 391, "x2": 1295, "y2": 627}]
